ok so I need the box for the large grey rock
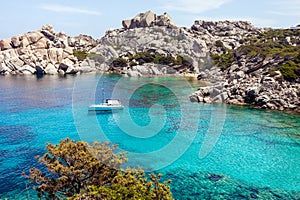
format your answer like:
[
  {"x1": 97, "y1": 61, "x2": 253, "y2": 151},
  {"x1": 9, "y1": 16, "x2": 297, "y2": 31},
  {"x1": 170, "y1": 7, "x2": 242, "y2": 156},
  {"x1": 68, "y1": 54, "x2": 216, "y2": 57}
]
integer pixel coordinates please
[
  {"x1": 79, "y1": 60, "x2": 96, "y2": 73},
  {"x1": 19, "y1": 64, "x2": 36, "y2": 74},
  {"x1": 20, "y1": 36, "x2": 30, "y2": 48},
  {"x1": 31, "y1": 37, "x2": 49, "y2": 50},
  {"x1": 9, "y1": 57, "x2": 24, "y2": 68},
  {"x1": 44, "y1": 63, "x2": 58, "y2": 75},
  {"x1": 35, "y1": 65, "x2": 44, "y2": 74},
  {"x1": 122, "y1": 19, "x2": 132, "y2": 29},
  {"x1": 25, "y1": 32, "x2": 44, "y2": 44},
  {"x1": 122, "y1": 11, "x2": 176, "y2": 29},
  {"x1": 139, "y1": 10, "x2": 156, "y2": 27},
  {"x1": 0, "y1": 38, "x2": 12, "y2": 51},
  {"x1": 127, "y1": 70, "x2": 141, "y2": 77},
  {"x1": 0, "y1": 62, "x2": 10, "y2": 73},
  {"x1": 11, "y1": 36, "x2": 21, "y2": 48},
  {"x1": 156, "y1": 12, "x2": 176, "y2": 27},
  {"x1": 59, "y1": 60, "x2": 71, "y2": 72}
]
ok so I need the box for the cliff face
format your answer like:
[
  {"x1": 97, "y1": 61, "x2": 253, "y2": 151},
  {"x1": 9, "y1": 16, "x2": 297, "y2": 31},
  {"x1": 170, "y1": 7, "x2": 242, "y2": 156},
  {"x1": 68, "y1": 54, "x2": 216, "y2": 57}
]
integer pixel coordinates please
[{"x1": 0, "y1": 24, "x2": 97, "y2": 75}]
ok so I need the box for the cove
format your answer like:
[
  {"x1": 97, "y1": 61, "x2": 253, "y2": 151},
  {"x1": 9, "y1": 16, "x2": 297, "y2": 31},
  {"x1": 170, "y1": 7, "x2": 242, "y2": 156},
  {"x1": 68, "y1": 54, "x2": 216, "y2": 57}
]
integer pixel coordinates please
[{"x1": 0, "y1": 74, "x2": 299, "y2": 199}]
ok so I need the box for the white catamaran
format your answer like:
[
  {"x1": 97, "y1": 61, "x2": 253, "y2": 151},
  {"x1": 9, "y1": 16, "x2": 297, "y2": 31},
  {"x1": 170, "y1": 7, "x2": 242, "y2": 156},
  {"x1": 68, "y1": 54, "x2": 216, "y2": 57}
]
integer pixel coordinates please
[{"x1": 88, "y1": 89, "x2": 124, "y2": 112}]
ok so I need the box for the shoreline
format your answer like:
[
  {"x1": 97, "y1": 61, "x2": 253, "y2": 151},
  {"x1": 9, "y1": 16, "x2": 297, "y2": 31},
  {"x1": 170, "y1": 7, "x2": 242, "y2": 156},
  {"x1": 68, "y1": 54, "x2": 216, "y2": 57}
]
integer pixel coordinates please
[{"x1": 1, "y1": 71, "x2": 299, "y2": 114}]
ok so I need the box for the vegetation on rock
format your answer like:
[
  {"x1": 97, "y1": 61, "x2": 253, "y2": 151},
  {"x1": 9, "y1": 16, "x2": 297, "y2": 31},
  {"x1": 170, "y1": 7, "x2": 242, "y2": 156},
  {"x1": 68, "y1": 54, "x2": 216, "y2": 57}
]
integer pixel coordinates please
[
  {"x1": 24, "y1": 138, "x2": 173, "y2": 199},
  {"x1": 73, "y1": 50, "x2": 88, "y2": 61},
  {"x1": 211, "y1": 29, "x2": 300, "y2": 81},
  {"x1": 110, "y1": 51, "x2": 193, "y2": 70},
  {"x1": 73, "y1": 50, "x2": 105, "y2": 63}
]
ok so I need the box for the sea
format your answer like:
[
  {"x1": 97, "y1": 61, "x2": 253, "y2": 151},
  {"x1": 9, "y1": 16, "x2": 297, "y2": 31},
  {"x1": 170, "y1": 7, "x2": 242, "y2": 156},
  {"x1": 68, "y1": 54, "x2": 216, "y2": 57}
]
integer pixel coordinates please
[{"x1": 0, "y1": 74, "x2": 299, "y2": 199}]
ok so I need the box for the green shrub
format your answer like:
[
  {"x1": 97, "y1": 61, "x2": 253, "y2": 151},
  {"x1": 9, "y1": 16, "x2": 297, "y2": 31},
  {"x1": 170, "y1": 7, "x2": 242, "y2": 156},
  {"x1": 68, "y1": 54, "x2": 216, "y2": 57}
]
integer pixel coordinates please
[
  {"x1": 278, "y1": 61, "x2": 300, "y2": 81},
  {"x1": 111, "y1": 58, "x2": 128, "y2": 68},
  {"x1": 129, "y1": 52, "x2": 155, "y2": 64},
  {"x1": 129, "y1": 61, "x2": 138, "y2": 67},
  {"x1": 87, "y1": 53, "x2": 105, "y2": 63},
  {"x1": 211, "y1": 51, "x2": 235, "y2": 70},
  {"x1": 73, "y1": 50, "x2": 88, "y2": 61},
  {"x1": 153, "y1": 55, "x2": 174, "y2": 65},
  {"x1": 174, "y1": 55, "x2": 183, "y2": 65},
  {"x1": 25, "y1": 138, "x2": 173, "y2": 200}
]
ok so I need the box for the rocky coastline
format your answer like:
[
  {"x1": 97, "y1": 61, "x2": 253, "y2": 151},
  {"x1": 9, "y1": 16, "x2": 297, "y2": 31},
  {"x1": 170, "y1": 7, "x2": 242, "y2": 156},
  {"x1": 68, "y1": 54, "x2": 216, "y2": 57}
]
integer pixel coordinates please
[
  {"x1": 0, "y1": 10, "x2": 299, "y2": 112},
  {"x1": 0, "y1": 24, "x2": 97, "y2": 75}
]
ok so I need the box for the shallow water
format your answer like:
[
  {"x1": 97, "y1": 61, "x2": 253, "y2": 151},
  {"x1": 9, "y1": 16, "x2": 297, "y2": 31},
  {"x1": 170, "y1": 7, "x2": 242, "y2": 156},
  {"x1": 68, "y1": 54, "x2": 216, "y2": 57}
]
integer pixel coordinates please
[{"x1": 0, "y1": 74, "x2": 299, "y2": 199}]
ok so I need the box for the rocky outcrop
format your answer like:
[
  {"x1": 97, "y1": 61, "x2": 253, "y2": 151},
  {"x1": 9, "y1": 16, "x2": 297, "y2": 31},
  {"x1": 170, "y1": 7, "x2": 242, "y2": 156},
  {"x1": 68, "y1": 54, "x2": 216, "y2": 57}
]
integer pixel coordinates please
[
  {"x1": 190, "y1": 74, "x2": 300, "y2": 112},
  {"x1": 0, "y1": 24, "x2": 97, "y2": 75},
  {"x1": 189, "y1": 51, "x2": 300, "y2": 112},
  {"x1": 189, "y1": 26, "x2": 300, "y2": 112},
  {"x1": 122, "y1": 11, "x2": 176, "y2": 29},
  {"x1": 87, "y1": 11, "x2": 262, "y2": 78},
  {"x1": 192, "y1": 20, "x2": 256, "y2": 36}
]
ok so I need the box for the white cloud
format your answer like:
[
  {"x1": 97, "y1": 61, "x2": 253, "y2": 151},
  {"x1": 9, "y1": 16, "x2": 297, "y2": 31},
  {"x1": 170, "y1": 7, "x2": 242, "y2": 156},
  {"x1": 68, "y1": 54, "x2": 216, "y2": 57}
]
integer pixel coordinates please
[
  {"x1": 40, "y1": 4, "x2": 102, "y2": 16},
  {"x1": 161, "y1": 0, "x2": 232, "y2": 13}
]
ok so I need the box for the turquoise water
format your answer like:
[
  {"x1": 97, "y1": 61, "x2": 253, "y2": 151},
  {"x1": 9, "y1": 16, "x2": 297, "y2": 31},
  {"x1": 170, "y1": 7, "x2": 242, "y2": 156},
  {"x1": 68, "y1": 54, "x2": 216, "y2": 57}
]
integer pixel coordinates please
[{"x1": 0, "y1": 74, "x2": 299, "y2": 199}]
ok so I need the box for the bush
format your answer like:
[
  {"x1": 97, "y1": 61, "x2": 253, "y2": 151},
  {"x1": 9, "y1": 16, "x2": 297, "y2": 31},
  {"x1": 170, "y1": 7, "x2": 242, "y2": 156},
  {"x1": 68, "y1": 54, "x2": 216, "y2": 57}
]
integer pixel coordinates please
[
  {"x1": 88, "y1": 53, "x2": 105, "y2": 63},
  {"x1": 278, "y1": 61, "x2": 300, "y2": 81},
  {"x1": 153, "y1": 55, "x2": 174, "y2": 65},
  {"x1": 211, "y1": 51, "x2": 235, "y2": 70},
  {"x1": 24, "y1": 138, "x2": 173, "y2": 199},
  {"x1": 111, "y1": 58, "x2": 128, "y2": 68},
  {"x1": 73, "y1": 50, "x2": 88, "y2": 61},
  {"x1": 129, "y1": 61, "x2": 138, "y2": 67},
  {"x1": 129, "y1": 52, "x2": 155, "y2": 64}
]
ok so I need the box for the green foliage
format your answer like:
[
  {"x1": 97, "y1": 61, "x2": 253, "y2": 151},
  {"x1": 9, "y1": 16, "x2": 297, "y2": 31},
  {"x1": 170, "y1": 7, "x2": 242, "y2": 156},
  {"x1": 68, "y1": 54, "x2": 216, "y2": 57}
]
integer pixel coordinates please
[
  {"x1": 73, "y1": 50, "x2": 105, "y2": 63},
  {"x1": 25, "y1": 138, "x2": 173, "y2": 199},
  {"x1": 210, "y1": 29, "x2": 300, "y2": 80},
  {"x1": 129, "y1": 52, "x2": 155, "y2": 64},
  {"x1": 111, "y1": 58, "x2": 128, "y2": 68},
  {"x1": 87, "y1": 53, "x2": 105, "y2": 63},
  {"x1": 153, "y1": 55, "x2": 175, "y2": 65},
  {"x1": 174, "y1": 55, "x2": 183, "y2": 65},
  {"x1": 73, "y1": 50, "x2": 88, "y2": 61},
  {"x1": 110, "y1": 51, "x2": 195, "y2": 73},
  {"x1": 25, "y1": 138, "x2": 127, "y2": 199},
  {"x1": 71, "y1": 170, "x2": 173, "y2": 200},
  {"x1": 211, "y1": 51, "x2": 235, "y2": 70},
  {"x1": 278, "y1": 61, "x2": 300, "y2": 81},
  {"x1": 239, "y1": 40, "x2": 299, "y2": 58},
  {"x1": 129, "y1": 61, "x2": 138, "y2": 67}
]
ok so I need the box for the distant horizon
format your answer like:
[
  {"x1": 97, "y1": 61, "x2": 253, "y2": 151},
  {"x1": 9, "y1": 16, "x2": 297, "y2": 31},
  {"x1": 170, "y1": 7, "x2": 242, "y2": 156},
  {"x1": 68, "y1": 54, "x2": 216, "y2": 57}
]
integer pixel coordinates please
[{"x1": 1, "y1": 0, "x2": 299, "y2": 39}]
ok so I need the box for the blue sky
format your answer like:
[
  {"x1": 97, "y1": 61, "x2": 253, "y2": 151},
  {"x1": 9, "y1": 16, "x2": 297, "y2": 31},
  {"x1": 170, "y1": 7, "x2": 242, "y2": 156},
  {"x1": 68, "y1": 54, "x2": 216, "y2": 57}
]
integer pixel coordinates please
[{"x1": 1, "y1": 0, "x2": 299, "y2": 39}]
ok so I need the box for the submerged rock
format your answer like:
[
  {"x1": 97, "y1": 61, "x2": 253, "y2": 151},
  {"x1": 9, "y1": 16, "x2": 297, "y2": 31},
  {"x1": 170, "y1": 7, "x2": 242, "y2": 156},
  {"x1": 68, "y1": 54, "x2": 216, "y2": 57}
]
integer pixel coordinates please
[{"x1": 208, "y1": 174, "x2": 223, "y2": 181}]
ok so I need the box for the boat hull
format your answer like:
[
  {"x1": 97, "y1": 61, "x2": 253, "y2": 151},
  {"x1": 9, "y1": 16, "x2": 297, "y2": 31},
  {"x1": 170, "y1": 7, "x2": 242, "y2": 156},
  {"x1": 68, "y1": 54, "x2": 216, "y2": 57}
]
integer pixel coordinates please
[{"x1": 88, "y1": 105, "x2": 124, "y2": 111}]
